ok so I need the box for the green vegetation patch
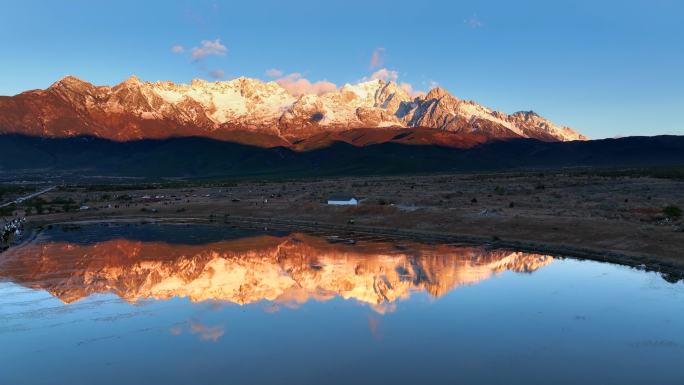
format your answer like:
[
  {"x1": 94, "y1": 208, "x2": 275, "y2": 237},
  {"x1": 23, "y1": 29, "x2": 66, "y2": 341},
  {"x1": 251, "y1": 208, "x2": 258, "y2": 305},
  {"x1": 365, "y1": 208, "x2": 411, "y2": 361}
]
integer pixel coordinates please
[
  {"x1": 663, "y1": 205, "x2": 683, "y2": 220},
  {"x1": 0, "y1": 185, "x2": 35, "y2": 201}
]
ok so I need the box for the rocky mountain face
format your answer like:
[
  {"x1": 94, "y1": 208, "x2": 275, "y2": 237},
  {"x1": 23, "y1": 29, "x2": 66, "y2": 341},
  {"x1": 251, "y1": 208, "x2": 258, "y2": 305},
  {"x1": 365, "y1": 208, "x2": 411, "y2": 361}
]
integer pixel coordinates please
[
  {"x1": 0, "y1": 233, "x2": 553, "y2": 307},
  {"x1": 0, "y1": 75, "x2": 586, "y2": 147}
]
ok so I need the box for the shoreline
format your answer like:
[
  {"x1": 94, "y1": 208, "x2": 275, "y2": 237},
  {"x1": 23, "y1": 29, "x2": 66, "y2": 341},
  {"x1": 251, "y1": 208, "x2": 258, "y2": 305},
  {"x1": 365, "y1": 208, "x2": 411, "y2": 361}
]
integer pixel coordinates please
[
  {"x1": 4, "y1": 172, "x2": 683, "y2": 283},
  {"x1": 16, "y1": 215, "x2": 684, "y2": 283}
]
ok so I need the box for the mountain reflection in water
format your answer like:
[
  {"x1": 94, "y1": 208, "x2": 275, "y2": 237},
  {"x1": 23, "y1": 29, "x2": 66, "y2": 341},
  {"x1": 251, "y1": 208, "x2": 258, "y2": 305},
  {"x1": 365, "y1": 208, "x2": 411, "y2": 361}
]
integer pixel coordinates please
[{"x1": 0, "y1": 230, "x2": 553, "y2": 309}]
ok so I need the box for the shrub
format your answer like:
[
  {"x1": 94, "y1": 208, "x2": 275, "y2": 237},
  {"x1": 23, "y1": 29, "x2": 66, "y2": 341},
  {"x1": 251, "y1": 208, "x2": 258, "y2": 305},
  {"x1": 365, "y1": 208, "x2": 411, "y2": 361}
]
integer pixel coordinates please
[
  {"x1": 663, "y1": 205, "x2": 682, "y2": 220},
  {"x1": 50, "y1": 197, "x2": 75, "y2": 205},
  {"x1": 62, "y1": 203, "x2": 77, "y2": 212},
  {"x1": 0, "y1": 204, "x2": 15, "y2": 217}
]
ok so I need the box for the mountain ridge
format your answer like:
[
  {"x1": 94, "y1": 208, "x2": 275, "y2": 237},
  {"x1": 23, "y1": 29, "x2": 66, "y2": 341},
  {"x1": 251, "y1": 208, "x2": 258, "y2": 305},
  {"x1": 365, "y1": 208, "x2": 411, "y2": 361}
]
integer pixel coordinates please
[
  {"x1": 0, "y1": 75, "x2": 586, "y2": 146},
  {"x1": 0, "y1": 134, "x2": 681, "y2": 179}
]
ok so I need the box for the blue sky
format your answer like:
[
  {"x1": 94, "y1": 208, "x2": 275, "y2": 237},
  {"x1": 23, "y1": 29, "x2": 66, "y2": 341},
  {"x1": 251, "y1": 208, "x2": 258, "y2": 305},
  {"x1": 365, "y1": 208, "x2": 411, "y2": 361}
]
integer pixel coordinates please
[{"x1": 1, "y1": 0, "x2": 682, "y2": 138}]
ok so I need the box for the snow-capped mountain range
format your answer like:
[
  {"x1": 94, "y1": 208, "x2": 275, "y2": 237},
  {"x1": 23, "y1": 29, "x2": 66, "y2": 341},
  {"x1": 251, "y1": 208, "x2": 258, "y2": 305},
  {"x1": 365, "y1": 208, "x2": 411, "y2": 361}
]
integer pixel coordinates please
[{"x1": 0, "y1": 75, "x2": 586, "y2": 147}]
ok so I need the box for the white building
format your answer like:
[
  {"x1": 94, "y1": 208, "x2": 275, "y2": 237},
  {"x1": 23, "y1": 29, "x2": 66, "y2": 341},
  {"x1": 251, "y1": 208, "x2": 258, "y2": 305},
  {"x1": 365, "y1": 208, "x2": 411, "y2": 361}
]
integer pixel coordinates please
[{"x1": 327, "y1": 195, "x2": 359, "y2": 206}]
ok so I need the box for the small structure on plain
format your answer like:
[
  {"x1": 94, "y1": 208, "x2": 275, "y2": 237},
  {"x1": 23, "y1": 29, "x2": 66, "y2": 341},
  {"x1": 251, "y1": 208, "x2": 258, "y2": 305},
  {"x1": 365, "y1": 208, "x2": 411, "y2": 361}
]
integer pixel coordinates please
[{"x1": 327, "y1": 195, "x2": 359, "y2": 206}]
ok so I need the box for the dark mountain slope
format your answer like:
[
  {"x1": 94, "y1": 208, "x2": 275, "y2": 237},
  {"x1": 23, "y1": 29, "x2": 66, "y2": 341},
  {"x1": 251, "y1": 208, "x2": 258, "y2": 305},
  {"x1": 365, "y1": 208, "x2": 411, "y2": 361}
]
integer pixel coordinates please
[{"x1": 1, "y1": 134, "x2": 683, "y2": 179}]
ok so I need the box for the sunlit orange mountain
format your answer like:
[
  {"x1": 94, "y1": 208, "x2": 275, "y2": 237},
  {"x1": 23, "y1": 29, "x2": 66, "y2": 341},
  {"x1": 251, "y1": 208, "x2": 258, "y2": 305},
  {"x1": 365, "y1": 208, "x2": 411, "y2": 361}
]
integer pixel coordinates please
[
  {"x1": 0, "y1": 75, "x2": 585, "y2": 148},
  {"x1": 0, "y1": 233, "x2": 553, "y2": 309}
]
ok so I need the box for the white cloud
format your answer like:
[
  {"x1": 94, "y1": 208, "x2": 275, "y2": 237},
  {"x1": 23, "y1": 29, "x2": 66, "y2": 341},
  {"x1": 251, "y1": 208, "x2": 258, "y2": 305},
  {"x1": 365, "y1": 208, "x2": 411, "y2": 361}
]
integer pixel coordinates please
[
  {"x1": 208, "y1": 69, "x2": 225, "y2": 79},
  {"x1": 369, "y1": 47, "x2": 385, "y2": 69},
  {"x1": 369, "y1": 68, "x2": 399, "y2": 82},
  {"x1": 191, "y1": 39, "x2": 227, "y2": 60},
  {"x1": 400, "y1": 82, "x2": 426, "y2": 98},
  {"x1": 464, "y1": 15, "x2": 483, "y2": 29},
  {"x1": 274, "y1": 72, "x2": 337, "y2": 96},
  {"x1": 171, "y1": 45, "x2": 185, "y2": 54},
  {"x1": 265, "y1": 68, "x2": 283, "y2": 78}
]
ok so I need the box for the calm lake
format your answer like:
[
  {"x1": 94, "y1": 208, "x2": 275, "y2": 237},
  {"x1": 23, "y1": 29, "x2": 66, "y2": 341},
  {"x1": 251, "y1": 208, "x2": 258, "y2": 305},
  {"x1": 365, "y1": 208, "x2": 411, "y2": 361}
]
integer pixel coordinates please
[{"x1": 1, "y1": 223, "x2": 683, "y2": 385}]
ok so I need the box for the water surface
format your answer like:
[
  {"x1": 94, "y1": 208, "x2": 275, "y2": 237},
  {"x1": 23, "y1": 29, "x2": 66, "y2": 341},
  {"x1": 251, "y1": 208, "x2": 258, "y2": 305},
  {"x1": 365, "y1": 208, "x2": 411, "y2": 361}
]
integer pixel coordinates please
[{"x1": 1, "y1": 224, "x2": 683, "y2": 385}]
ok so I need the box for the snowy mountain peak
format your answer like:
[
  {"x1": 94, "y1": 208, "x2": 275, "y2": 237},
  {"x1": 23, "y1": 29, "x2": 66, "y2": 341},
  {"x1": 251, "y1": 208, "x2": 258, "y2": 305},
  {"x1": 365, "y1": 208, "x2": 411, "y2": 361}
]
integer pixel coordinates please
[
  {"x1": 0, "y1": 75, "x2": 587, "y2": 143},
  {"x1": 341, "y1": 79, "x2": 386, "y2": 101},
  {"x1": 425, "y1": 87, "x2": 453, "y2": 100},
  {"x1": 48, "y1": 75, "x2": 94, "y2": 92},
  {"x1": 121, "y1": 75, "x2": 142, "y2": 86}
]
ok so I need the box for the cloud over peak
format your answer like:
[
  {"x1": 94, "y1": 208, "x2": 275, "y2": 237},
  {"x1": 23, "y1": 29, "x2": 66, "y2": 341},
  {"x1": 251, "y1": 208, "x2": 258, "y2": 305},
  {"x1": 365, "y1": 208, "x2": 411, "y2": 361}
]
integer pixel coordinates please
[
  {"x1": 274, "y1": 72, "x2": 337, "y2": 96},
  {"x1": 361, "y1": 68, "x2": 427, "y2": 98},
  {"x1": 400, "y1": 82, "x2": 426, "y2": 98},
  {"x1": 369, "y1": 68, "x2": 399, "y2": 82}
]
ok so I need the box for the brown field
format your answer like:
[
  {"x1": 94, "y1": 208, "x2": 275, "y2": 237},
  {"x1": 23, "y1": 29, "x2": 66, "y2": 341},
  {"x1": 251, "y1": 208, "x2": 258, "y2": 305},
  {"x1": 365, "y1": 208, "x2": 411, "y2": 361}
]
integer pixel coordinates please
[{"x1": 3, "y1": 171, "x2": 684, "y2": 276}]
